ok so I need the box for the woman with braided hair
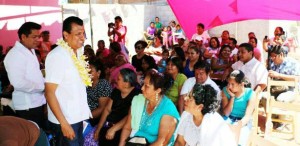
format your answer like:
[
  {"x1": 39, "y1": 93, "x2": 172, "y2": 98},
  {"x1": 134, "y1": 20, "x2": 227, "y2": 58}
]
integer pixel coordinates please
[{"x1": 175, "y1": 84, "x2": 236, "y2": 146}]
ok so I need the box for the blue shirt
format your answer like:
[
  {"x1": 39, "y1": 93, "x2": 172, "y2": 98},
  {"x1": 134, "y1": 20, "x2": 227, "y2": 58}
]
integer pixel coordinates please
[
  {"x1": 135, "y1": 96, "x2": 180, "y2": 145},
  {"x1": 223, "y1": 87, "x2": 254, "y2": 118},
  {"x1": 183, "y1": 59, "x2": 195, "y2": 78},
  {"x1": 270, "y1": 57, "x2": 300, "y2": 76}
]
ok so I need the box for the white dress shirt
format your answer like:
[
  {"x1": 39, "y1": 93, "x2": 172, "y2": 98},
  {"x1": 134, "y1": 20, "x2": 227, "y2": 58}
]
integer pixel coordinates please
[
  {"x1": 4, "y1": 41, "x2": 45, "y2": 110},
  {"x1": 232, "y1": 57, "x2": 268, "y2": 89},
  {"x1": 180, "y1": 76, "x2": 220, "y2": 98},
  {"x1": 45, "y1": 45, "x2": 91, "y2": 124}
]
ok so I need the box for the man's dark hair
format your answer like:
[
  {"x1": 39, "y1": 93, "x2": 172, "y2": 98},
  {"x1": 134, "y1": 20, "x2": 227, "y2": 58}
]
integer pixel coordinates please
[
  {"x1": 249, "y1": 37, "x2": 257, "y2": 44},
  {"x1": 197, "y1": 23, "x2": 204, "y2": 29},
  {"x1": 41, "y1": 30, "x2": 49, "y2": 35},
  {"x1": 194, "y1": 61, "x2": 210, "y2": 74},
  {"x1": 63, "y1": 16, "x2": 83, "y2": 34},
  {"x1": 229, "y1": 38, "x2": 237, "y2": 45},
  {"x1": 239, "y1": 43, "x2": 253, "y2": 52},
  {"x1": 270, "y1": 45, "x2": 288, "y2": 56},
  {"x1": 115, "y1": 16, "x2": 123, "y2": 22},
  {"x1": 18, "y1": 22, "x2": 41, "y2": 40}
]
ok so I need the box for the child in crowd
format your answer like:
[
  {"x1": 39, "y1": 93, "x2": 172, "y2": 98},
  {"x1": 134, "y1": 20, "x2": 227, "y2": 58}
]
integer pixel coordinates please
[
  {"x1": 167, "y1": 26, "x2": 173, "y2": 47},
  {"x1": 161, "y1": 26, "x2": 169, "y2": 49},
  {"x1": 157, "y1": 49, "x2": 170, "y2": 73}
]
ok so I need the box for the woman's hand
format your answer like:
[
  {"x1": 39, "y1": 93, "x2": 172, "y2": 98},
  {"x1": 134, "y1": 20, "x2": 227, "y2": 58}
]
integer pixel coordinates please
[
  {"x1": 94, "y1": 127, "x2": 101, "y2": 141},
  {"x1": 106, "y1": 126, "x2": 116, "y2": 140},
  {"x1": 226, "y1": 87, "x2": 235, "y2": 98}
]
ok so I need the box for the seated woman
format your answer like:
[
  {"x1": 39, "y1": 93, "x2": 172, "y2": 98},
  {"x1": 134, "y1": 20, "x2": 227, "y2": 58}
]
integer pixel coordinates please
[
  {"x1": 94, "y1": 68, "x2": 140, "y2": 146},
  {"x1": 119, "y1": 69, "x2": 180, "y2": 146},
  {"x1": 96, "y1": 40, "x2": 110, "y2": 62},
  {"x1": 84, "y1": 59, "x2": 113, "y2": 146},
  {"x1": 165, "y1": 57, "x2": 187, "y2": 109},
  {"x1": 146, "y1": 22, "x2": 156, "y2": 40},
  {"x1": 175, "y1": 84, "x2": 236, "y2": 146},
  {"x1": 144, "y1": 36, "x2": 163, "y2": 63},
  {"x1": 138, "y1": 55, "x2": 158, "y2": 86},
  {"x1": 109, "y1": 54, "x2": 136, "y2": 88},
  {"x1": 131, "y1": 40, "x2": 148, "y2": 73},
  {"x1": 86, "y1": 59, "x2": 112, "y2": 126},
  {"x1": 221, "y1": 70, "x2": 256, "y2": 146},
  {"x1": 170, "y1": 45, "x2": 185, "y2": 62},
  {"x1": 204, "y1": 37, "x2": 220, "y2": 64},
  {"x1": 183, "y1": 45, "x2": 200, "y2": 78},
  {"x1": 103, "y1": 42, "x2": 123, "y2": 68},
  {"x1": 211, "y1": 45, "x2": 233, "y2": 89}
]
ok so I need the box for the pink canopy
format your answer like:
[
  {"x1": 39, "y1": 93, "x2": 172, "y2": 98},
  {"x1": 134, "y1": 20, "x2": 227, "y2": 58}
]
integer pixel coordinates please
[{"x1": 168, "y1": 0, "x2": 300, "y2": 39}]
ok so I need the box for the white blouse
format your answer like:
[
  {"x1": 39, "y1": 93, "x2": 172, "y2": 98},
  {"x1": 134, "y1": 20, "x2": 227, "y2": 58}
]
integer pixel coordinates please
[{"x1": 178, "y1": 112, "x2": 202, "y2": 146}]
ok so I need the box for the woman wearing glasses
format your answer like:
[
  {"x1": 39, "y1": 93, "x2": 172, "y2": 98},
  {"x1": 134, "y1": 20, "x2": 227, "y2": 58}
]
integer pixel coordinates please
[
  {"x1": 175, "y1": 84, "x2": 236, "y2": 146},
  {"x1": 119, "y1": 69, "x2": 180, "y2": 146}
]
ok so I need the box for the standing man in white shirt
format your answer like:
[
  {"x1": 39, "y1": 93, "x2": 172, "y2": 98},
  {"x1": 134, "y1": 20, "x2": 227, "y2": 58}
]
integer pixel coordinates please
[
  {"x1": 179, "y1": 61, "x2": 220, "y2": 114},
  {"x1": 4, "y1": 22, "x2": 46, "y2": 129},
  {"x1": 191, "y1": 23, "x2": 210, "y2": 48},
  {"x1": 45, "y1": 16, "x2": 91, "y2": 146}
]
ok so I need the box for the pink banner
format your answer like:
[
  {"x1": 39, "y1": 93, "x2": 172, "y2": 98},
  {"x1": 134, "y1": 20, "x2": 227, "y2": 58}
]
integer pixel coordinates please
[{"x1": 168, "y1": 0, "x2": 300, "y2": 39}]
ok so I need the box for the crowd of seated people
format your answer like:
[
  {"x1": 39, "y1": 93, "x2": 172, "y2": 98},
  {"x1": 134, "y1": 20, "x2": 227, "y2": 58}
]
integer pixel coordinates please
[{"x1": 1, "y1": 16, "x2": 300, "y2": 146}]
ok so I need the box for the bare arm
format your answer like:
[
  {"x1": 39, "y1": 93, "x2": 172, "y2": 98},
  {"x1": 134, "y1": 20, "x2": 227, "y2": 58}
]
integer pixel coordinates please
[
  {"x1": 269, "y1": 70, "x2": 298, "y2": 81},
  {"x1": 262, "y1": 39, "x2": 269, "y2": 52},
  {"x1": 174, "y1": 135, "x2": 186, "y2": 146},
  {"x1": 221, "y1": 67, "x2": 233, "y2": 81},
  {"x1": 94, "y1": 98, "x2": 113, "y2": 140},
  {"x1": 211, "y1": 57, "x2": 229, "y2": 70},
  {"x1": 178, "y1": 94, "x2": 186, "y2": 115},
  {"x1": 91, "y1": 97, "x2": 109, "y2": 119},
  {"x1": 177, "y1": 86, "x2": 184, "y2": 114},
  {"x1": 105, "y1": 114, "x2": 129, "y2": 140},
  {"x1": 45, "y1": 83, "x2": 75, "y2": 140},
  {"x1": 150, "y1": 115, "x2": 177, "y2": 146},
  {"x1": 221, "y1": 88, "x2": 235, "y2": 116},
  {"x1": 240, "y1": 93, "x2": 256, "y2": 126},
  {"x1": 119, "y1": 109, "x2": 132, "y2": 146},
  {"x1": 254, "y1": 84, "x2": 266, "y2": 95}
]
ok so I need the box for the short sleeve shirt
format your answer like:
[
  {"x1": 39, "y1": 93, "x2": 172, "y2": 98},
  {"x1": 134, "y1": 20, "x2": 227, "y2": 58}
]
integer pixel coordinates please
[
  {"x1": 165, "y1": 73, "x2": 187, "y2": 103},
  {"x1": 87, "y1": 79, "x2": 112, "y2": 111},
  {"x1": 270, "y1": 57, "x2": 300, "y2": 76},
  {"x1": 45, "y1": 46, "x2": 91, "y2": 124},
  {"x1": 106, "y1": 88, "x2": 140, "y2": 123},
  {"x1": 232, "y1": 58, "x2": 268, "y2": 89}
]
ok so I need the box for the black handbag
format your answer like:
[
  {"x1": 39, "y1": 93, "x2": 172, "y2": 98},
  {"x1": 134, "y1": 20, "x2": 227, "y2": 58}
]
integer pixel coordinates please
[{"x1": 125, "y1": 137, "x2": 149, "y2": 146}]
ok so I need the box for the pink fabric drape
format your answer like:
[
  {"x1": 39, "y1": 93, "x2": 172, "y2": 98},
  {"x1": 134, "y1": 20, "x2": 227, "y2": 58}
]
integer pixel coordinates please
[{"x1": 167, "y1": 0, "x2": 300, "y2": 39}]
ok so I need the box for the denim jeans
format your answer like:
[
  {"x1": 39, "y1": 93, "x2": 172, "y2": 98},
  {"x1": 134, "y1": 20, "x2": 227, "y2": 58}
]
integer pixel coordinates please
[{"x1": 49, "y1": 121, "x2": 84, "y2": 146}]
